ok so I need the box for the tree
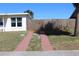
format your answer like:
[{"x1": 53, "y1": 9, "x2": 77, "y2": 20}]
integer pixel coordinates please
[
  {"x1": 24, "y1": 10, "x2": 34, "y2": 18},
  {"x1": 73, "y1": 4, "x2": 79, "y2": 36}
]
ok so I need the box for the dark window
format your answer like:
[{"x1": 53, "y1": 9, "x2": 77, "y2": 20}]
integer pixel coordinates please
[
  {"x1": 0, "y1": 18, "x2": 3, "y2": 27},
  {"x1": 11, "y1": 18, "x2": 16, "y2": 27},
  {"x1": 17, "y1": 17, "x2": 22, "y2": 27}
]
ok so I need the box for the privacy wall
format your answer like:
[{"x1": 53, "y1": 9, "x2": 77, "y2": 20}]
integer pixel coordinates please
[{"x1": 27, "y1": 19, "x2": 75, "y2": 35}]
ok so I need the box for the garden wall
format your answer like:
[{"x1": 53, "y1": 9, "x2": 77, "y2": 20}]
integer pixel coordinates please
[{"x1": 27, "y1": 19, "x2": 75, "y2": 35}]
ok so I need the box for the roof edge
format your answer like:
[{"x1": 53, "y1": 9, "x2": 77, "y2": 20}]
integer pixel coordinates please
[{"x1": 0, "y1": 13, "x2": 29, "y2": 15}]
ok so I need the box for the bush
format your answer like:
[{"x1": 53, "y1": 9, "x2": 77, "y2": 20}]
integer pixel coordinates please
[{"x1": 63, "y1": 25, "x2": 70, "y2": 32}]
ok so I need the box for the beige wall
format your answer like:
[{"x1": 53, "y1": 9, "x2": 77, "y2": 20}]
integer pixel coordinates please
[{"x1": 27, "y1": 19, "x2": 75, "y2": 34}]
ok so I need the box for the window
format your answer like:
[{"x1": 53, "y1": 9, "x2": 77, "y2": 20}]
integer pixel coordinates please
[
  {"x1": 17, "y1": 17, "x2": 22, "y2": 27},
  {"x1": 0, "y1": 18, "x2": 3, "y2": 27},
  {"x1": 11, "y1": 17, "x2": 22, "y2": 27},
  {"x1": 11, "y1": 18, "x2": 16, "y2": 27}
]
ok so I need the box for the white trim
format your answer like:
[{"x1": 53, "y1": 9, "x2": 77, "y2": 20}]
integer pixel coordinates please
[
  {"x1": 0, "y1": 13, "x2": 29, "y2": 15},
  {"x1": 0, "y1": 13, "x2": 31, "y2": 19}
]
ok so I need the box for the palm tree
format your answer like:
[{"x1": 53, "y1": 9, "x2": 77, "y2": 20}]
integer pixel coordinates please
[{"x1": 24, "y1": 10, "x2": 34, "y2": 18}]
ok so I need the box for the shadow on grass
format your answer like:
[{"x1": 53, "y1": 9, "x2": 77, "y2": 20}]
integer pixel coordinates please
[{"x1": 35, "y1": 21, "x2": 71, "y2": 36}]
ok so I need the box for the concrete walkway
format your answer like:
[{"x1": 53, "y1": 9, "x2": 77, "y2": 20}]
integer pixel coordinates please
[
  {"x1": 15, "y1": 31, "x2": 33, "y2": 51},
  {"x1": 0, "y1": 51, "x2": 79, "y2": 56},
  {"x1": 40, "y1": 34, "x2": 53, "y2": 51}
]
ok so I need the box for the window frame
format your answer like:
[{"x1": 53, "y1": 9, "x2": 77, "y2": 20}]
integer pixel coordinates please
[
  {"x1": 17, "y1": 17, "x2": 22, "y2": 27},
  {"x1": 11, "y1": 17, "x2": 22, "y2": 27},
  {"x1": 11, "y1": 17, "x2": 16, "y2": 27}
]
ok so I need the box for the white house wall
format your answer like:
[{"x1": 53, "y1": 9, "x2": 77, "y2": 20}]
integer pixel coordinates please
[{"x1": 4, "y1": 17, "x2": 27, "y2": 32}]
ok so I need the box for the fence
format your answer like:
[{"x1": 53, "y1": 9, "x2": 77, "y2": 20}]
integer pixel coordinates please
[{"x1": 27, "y1": 19, "x2": 75, "y2": 35}]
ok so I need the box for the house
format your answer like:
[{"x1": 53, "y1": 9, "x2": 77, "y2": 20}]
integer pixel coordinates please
[{"x1": 0, "y1": 13, "x2": 31, "y2": 32}]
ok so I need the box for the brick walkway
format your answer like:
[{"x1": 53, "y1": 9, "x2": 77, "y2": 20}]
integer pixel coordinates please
[
  {"x1": 40, "y1": 34, "x2": 53, "y2": 51},
  {"x1": 15, "y1": 31, "x2": 33, "y2": 51}
]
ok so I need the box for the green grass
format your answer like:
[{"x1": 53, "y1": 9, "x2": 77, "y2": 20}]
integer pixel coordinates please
[
  {"x1": 27, "y1": 34, "x2": 41, "y2": 51},
  {"x1": 48, "y1": 35, "x2": 79, "y2": 50},
  {"x1": 0, "y1": 31, "x2": 26, "y2": 51}
]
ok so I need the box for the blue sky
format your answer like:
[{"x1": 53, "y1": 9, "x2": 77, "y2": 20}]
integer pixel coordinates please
[{"x1": 0, "y1": 3, "x2": 75, "y2": 19}]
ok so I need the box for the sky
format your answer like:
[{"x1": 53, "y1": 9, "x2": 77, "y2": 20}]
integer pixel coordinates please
[{"x1": 0, "y1": 3, "x2": 75, "y2": 19}]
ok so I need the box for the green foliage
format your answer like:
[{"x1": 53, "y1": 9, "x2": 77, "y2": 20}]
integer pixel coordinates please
[
  {"x1": 24, "y1": 10, "x2": 34, "y2": 18},
  {"x1": 63, "y1": 25, "x2": 70, "y2": 32}
]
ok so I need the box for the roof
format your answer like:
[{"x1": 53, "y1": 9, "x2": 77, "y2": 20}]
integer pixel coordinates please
[{"x1": 0, "y1": 13, "x2": 30, "y2": 16}]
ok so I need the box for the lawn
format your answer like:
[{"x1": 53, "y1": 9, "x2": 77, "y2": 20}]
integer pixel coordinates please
[
  {"x1": 1, "y1": 31, "x2": 78, "y2": 51},
  {"x1": 48, "y1": 35, "x2": 79, "y2": 50},
  {"x1": 27, "y1": 34, "x2": 41, "y2": 51},
  {"x1": 0, "y1": 31, "x2": 26, "y2": 51}
]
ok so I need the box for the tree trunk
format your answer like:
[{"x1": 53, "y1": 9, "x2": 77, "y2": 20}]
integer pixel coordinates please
[{"x1": 74, "y1": 11, "x2": 79, "y2": 36}]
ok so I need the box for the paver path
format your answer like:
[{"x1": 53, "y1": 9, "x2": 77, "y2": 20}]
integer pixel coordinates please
[
  {"x1": 15, "y1": 31, "x2": 33, "y2": 51},
  {"x1": 40, "y1": 34, "x2": 53, "y2": 51}
]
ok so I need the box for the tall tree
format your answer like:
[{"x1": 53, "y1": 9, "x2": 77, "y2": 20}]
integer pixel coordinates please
[
  {"x1": 24, "y1": 10, "x2": 34, "y2": 18},
  {"x1": 73, "y1": 4, "x2": 79, "y2": 36},
  {"x1": 71, "y1": 3, "x2": 79, "y2": 36}
]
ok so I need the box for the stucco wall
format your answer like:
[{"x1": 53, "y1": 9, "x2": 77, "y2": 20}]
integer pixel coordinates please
[
  {"x1": 4, "y1": 17, "x2": 27, "y2": 32},
  {"x1": 0, "y1": 16, "x2": 27, "y2": 32},
  {"x1": 27, "y1": 19, "x2": 75, "y2": 34}
]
